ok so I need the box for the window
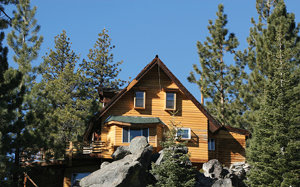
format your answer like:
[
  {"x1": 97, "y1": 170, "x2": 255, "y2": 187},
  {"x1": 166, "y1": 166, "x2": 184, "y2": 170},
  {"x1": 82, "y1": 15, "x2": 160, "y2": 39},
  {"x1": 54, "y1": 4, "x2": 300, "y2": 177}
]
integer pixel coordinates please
[
  {"x1": 176, "y1": 128, "x2": 191, "y2": 140},
  {"x1": 123, "y1": 127, "x2": 149, "y2": 143},
  {"x1": 208, "y1": 138, "x2": 215, "y2": 151},
  {"x1": 165, "y1": 92, "x2": 176, "y2": 110},
  {"x1": 71, "y1": 172, "x2": 91, "y2": 187},
  {"x1": 134, "y1": 91, "x2": 145, "y2": 108}
]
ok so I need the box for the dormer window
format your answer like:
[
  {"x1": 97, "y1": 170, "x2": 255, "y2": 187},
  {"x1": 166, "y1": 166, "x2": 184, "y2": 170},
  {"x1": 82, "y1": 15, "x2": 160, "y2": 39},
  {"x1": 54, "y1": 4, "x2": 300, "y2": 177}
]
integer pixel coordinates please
[
  {"x1": 165, "y1": 92, "x2": 176, "y2": 110},
  {"x1": 134, "y1": 91, "x2": 145, "y2": 109}
]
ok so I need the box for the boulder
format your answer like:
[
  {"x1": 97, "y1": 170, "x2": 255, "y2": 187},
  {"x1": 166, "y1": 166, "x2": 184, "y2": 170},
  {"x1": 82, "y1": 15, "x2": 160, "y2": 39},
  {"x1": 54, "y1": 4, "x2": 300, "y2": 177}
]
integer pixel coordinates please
[
  {"x1": 155, "y1": 146, "x2": 191, "y2": 166},
  {"x1": 111, "y1": 146, "x2": 131, "y2": 160},
  {"x1": 100, "y1": 161, "x2": 110, "y2": 169},
  {"x1": 212, "y1": 178, "x2": 232, "y2": 187},
  {"x1": 202, "y1": 159, "x2": 223, "y2": 179},
  {"x1": 129, "y1": 136, "x2": 149, "y2": 155},
  {"x1": 80, "y1": 137, "x2": 154, "y2": 187}
]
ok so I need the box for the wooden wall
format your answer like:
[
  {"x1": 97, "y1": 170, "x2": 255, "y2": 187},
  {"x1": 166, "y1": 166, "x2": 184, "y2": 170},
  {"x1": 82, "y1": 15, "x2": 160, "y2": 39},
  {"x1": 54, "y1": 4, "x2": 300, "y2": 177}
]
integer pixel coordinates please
[
  {"x1": 99, "y1": 64, "x2": 209, "y2": 162},
  {"x1": 208, "y1": 130, "x2": 246, "y2": 166}
]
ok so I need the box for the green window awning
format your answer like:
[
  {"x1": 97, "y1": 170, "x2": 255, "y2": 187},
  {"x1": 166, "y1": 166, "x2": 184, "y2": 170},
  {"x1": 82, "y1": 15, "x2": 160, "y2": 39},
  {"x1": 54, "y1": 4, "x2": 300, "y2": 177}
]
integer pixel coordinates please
[{"x1": 105, "y1": 115, "x2": 165, "y2": 125}]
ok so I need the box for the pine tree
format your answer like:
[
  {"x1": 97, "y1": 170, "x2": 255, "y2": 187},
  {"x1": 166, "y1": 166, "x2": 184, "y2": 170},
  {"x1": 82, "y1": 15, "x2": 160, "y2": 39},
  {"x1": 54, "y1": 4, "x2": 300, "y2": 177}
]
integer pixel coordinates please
[
  {"x1": 246, "y1": 1, "x2": 300, "y2": 186},
  {"x1": 5, "y1": 0, "x2": 43, "y2": 184},
  {"x1": 36, "y1": 31, "x2": 94, "y2": 157},
  {"x1": 149, "y1": 118, "x2": 195, "y2": 187},
  {"x1": 188, "y1": 4, "x2": 247, "y2": 128},
  {"x1": 80, "y1": 28, "x2": 125, "y2": 111},
  {"x1": 0, "y1": 32, "x2": 24, "y2": 186}
]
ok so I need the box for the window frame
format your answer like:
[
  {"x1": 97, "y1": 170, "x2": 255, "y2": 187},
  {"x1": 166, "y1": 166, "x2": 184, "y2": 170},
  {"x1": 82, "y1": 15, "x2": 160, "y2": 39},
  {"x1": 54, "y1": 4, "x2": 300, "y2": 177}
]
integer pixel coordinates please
[
  {"x1": 165, "y1": 92, "x2": 176, "y2": 110},
  {"x1": 208, "y1": 138, "x2": 215, "y2": 151},
  {"x1": 176, "y1": 127, "x2": 191, "y2": 140},
  {"x1": 122, "y1": 127, "x2": 149, "y2": 143},
  {"x1": 134, "y1": 91, "x2": 146, "y2": 109}
]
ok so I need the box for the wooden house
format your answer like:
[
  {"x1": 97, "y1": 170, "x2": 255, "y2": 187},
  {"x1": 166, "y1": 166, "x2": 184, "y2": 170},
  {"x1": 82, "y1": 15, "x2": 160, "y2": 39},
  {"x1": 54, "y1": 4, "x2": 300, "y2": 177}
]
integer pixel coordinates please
[{"x1": 84, "y1": 56, "x2": 249, "y2": 166}]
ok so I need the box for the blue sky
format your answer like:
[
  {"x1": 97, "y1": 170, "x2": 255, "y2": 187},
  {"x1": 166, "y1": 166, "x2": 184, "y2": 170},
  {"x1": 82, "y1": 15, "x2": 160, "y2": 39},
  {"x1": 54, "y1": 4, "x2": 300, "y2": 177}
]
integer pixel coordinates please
[{"x1": 5, "y1": 0, "x2": 300, "y2": 101}]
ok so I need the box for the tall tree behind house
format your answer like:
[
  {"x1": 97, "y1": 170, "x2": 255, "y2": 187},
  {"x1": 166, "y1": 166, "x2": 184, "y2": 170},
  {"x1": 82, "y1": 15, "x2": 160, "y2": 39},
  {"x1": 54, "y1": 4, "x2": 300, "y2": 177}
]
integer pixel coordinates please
[
  {"x1": 188, "y1": 4, "x2": 247, "y2": 128},
  {"x1": 246, "y1": 0, "x2": 300, "y2": 186},
  {"x1": 35, "y1": 30, "x2": 93, "y2": 158},
  {"x1": 80, "y1": 28, "x2": 125, "y2": 112}
]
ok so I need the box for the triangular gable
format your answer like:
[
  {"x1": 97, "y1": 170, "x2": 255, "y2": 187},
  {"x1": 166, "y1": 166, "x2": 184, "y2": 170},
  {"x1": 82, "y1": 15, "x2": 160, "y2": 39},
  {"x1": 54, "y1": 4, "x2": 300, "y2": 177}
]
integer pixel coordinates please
[{"x1": 84, "y1": 56, "x2": 222, "y2": 140}]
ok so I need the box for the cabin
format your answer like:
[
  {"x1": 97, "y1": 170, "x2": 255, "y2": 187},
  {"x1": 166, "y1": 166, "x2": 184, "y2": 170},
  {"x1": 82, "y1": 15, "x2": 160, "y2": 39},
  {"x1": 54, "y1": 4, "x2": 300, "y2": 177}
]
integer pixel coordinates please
[
  {"x1": 83, "y1": 56, "x2": 249, "y2": 165},
  {"x1": 24, "y1": 56, "x2": 249, "y2": 187}
]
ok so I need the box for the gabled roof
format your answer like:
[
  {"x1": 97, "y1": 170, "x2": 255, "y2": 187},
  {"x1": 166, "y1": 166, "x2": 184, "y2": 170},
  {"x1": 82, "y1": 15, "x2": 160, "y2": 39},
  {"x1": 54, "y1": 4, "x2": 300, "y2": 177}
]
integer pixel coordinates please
[{"x1": 84, "y1": 56, "x2": 223, "y2": 140}]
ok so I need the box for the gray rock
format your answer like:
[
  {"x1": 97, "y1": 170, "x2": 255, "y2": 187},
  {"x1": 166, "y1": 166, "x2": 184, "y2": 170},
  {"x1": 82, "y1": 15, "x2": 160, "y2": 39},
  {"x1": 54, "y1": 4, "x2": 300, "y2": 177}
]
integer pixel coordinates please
[
  {"x1": 100, "y1": 161, "x2": 110, "y2": 169},
  {"x1": 212, "y1": 178, "x2": 232, "y2": 187},
  {"x1": 202, "y1": 159, "x2": 223, "y2": 179},
  {"x1": 129, "y1": 136, "x2": 148, "y2": 155},
  {"x1": 80, "y1": 137, "x2": 154, "y2": 187},
  {"x1": 155, "y1": 146, "x2": 191, "y2": 166},
  {"x1": 155, "y1": 150, "x2": 164, "y2": 165},
  {"x1": 111, "y1": 146, "x2": 131, "y2": 160}
]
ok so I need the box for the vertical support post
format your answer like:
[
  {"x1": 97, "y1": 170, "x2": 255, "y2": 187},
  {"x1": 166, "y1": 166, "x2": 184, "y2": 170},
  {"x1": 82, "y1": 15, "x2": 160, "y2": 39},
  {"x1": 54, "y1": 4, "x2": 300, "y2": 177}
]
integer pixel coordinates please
[{"x1": 68, "y1": 141, "x2": 73, "y2": 167}]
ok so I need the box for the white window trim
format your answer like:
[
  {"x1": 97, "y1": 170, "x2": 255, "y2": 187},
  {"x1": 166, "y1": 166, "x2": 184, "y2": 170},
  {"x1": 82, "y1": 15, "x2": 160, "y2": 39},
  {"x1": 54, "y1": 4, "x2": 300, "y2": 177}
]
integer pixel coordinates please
[
  {"x1": 165, "y1": 92, "x2": 176, "y2": 110},
  {"x1": 122, "y1": 127, "x2": 149, "y2": 143},
  {"x1": 176, "y1": 127, "x2": 191, "y2": 140},
  {"x1": 134, "y1": 91, "x2": 146, "y2": 109}
]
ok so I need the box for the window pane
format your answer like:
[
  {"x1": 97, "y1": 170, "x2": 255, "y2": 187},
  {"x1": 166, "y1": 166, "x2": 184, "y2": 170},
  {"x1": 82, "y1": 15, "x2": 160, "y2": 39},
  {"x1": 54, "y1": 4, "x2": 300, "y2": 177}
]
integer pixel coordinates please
[
  {"x1": 166, "y1": 93, "x2": 175, "y2": 109},
  {"x1": 71, "y1": 173, "x2": 90, "y2": 187},
  {"x1": 177, "y1": 128, "x2": 190, "y2": 139},
  {"x1": 208, "y1": 139, "x2": 215, "y2": 150},
  {"x1": 136, "y1": 92, "x2": 144, "y2": 98},
  {"x1": 166, "y1": 93, "x2": 174, "y2": 100},
  {"x1": 130, "y1": 129, "x2": 142, "y2": 141},
  {"x1": 142, "y1": 128, "x2": 149, "y2": 138},
  {"x1": 123, "y1": 127, "x2": 129, "y2": 142},
  {"x1": 135, "y1": 98, "x2": 144, "y2": 107},
  {"x1": 135, "y1": 92, "x2": 144, "y2": 107},
  {"x1": 166, "y1": 100, "x2": 174, "y2": 109}
]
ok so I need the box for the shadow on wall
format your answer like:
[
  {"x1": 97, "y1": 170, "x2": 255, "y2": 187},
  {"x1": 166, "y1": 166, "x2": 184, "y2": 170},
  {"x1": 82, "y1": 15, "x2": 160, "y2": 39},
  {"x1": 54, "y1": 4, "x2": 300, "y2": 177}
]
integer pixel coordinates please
[{"x1": 210, "y1": 130, "x2": 245, "y2": 166}]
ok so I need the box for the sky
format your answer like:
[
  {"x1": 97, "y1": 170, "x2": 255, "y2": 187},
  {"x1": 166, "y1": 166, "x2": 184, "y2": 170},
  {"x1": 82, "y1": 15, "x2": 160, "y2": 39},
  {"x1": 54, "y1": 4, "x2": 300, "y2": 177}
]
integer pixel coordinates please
[{"x1": 5, "y1": 0, "x2": 300, "y2": 101}]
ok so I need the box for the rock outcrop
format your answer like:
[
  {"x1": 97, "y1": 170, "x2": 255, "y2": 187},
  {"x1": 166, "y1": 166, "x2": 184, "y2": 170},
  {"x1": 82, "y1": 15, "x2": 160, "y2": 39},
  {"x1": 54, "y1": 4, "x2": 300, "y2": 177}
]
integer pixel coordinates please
[
  {"x1": 80, "y1": 137, "x2": 249, "y2": 187},
  {"x1": 80, "y1": 136, "x2": 155, "y2": 187},
  {"x1": 197, "y1": 159, "x2": 249, "y2": 187}
]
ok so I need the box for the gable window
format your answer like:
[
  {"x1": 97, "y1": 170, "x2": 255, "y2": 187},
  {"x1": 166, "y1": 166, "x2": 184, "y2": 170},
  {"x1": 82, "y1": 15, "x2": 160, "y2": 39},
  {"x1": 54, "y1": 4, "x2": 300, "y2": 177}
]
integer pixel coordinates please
[
  {"x1": 208, "y1": 138, "x2": 215, "y2": 151},
  {"x1": 176, "y1": 128, "x2": 191, "y2": 140},
  {"x1": 165, "y1": 92, "x2": 176, "y2": 110},
  {"x1": 122, "y1": 127, "x2": 149, "y2": 143},
  {"x1": 134, "y1": 91, "x2": 145, "y2": 109}
]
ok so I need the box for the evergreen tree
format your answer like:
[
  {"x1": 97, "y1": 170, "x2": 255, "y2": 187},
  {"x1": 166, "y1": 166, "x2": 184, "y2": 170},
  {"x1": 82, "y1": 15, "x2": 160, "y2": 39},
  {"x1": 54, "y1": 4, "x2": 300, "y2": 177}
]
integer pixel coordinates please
[
  {"x1": 188, "y1": 4, "x2": 247, "y2": 128},
  {"x1": 36, "y1": 31, "x2": 94, "y2": 157},
  {"x1": 0, "y1": 32, "x2": 24, "y2": 186},
  {"x1": 246, "y1": 1, "x2": 300, "y2": 186},
  {"x1": 150, "y1": 118, "x2": 195, "y2": 187},
  {"x1": 80, "y1": 28, "x2": 125, "y2": 110},
  {"x1": 5, "y1": 0, "x2": 43, "y2": 184}
]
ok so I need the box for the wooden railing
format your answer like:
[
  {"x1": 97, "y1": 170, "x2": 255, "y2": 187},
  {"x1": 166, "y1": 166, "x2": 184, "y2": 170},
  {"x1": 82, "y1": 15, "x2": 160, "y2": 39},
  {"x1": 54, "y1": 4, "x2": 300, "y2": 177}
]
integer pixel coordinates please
[
  {"x1": 66, "y1": 141, "x2": 106, "y2": 155},
  {"x1": 20, "y1": 141, "x2": 106, "y2": 164}
]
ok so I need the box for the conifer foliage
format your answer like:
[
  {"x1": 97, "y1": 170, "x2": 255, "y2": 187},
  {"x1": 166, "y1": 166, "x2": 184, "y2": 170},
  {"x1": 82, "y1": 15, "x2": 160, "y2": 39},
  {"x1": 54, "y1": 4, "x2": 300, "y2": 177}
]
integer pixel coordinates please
[
  {"x1": 246, "y1": 1, "x2": 300, "y2": 186},
  {"x1": 150, "y1": 119, "x2": 195, "y2": 187},
  {"x1": 188, "y1": 4, "x2": 247, "y2": 128},
  {"x1": 36, "y1": 30, "x2": 93, "y2": 157},
  {"x1": 80, "y1": 28, "x2": 125, "y2": 106},
  {"x1": 4, "y1": 0, "x2": 43, "y2": 184}
]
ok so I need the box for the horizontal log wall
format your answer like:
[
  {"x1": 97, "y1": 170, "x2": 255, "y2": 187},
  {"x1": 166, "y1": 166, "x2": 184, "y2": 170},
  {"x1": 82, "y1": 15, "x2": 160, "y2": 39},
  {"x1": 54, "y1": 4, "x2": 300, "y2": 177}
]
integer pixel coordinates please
[
  {"x1": 209, "y1": 130, "x2": 246, "y2": 166},
  {"x1": 100, "y1": 65, "x2": 209, "y2": 162}
]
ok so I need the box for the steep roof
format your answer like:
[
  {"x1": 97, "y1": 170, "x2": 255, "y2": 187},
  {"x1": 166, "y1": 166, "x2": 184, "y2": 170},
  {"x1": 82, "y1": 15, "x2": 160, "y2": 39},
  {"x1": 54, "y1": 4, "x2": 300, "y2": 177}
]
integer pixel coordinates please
[{"x1": 84, "y1": 56, "x2": 232, "y2": 140}]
